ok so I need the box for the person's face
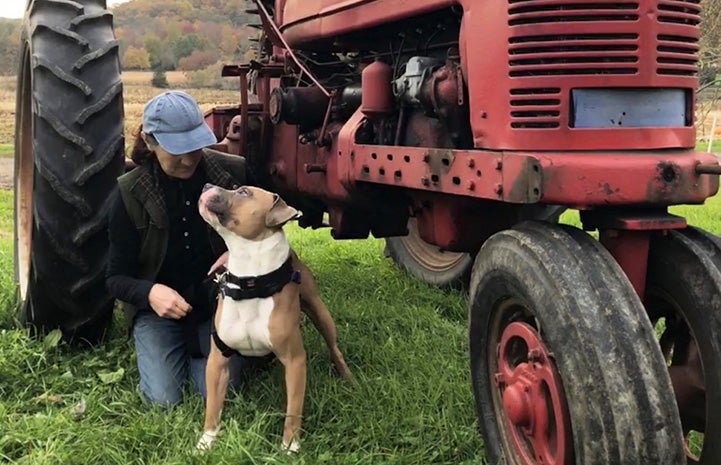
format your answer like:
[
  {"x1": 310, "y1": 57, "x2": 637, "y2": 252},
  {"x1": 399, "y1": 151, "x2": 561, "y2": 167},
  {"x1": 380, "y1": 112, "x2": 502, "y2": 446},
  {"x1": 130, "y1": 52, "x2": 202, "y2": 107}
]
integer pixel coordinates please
[{"x1": 142, "y1": 132, "x2": 202, "y2": 179}]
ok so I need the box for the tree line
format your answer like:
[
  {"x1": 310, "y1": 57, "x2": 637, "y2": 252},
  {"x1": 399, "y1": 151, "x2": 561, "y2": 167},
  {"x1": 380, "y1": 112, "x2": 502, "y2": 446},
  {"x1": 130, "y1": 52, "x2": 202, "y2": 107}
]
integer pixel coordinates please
[
  {"x1": 115, "y1": 0, "x2": 255, "y2": 73},
  {"x1": 0, "y1": 0, "x2": 256, "y2": 78}
]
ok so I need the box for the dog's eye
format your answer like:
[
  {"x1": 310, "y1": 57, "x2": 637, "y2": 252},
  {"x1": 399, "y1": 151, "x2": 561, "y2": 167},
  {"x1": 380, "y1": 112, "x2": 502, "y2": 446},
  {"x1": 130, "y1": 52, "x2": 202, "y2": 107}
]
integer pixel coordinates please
[{"x1": 235, "y1": 187, "x2": 251, "y2": 198}]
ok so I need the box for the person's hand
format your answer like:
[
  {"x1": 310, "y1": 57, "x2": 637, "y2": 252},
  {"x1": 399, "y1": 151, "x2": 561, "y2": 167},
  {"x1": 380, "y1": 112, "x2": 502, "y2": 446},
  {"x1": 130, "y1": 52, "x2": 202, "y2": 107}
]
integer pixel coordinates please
[
  {"x1": 148, "y1": 284, "x2": 192, "y2": 319},
  {"x1": 208, "y1": 251, "x2": 229, "y2": 276}
]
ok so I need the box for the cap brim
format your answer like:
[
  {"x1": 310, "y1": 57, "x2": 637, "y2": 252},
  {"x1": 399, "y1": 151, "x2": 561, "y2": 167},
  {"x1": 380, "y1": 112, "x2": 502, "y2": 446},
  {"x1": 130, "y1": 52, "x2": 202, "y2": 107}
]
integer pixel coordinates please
[{"x1": 154, "y1": 123, "x2": 218, "y2": 155}]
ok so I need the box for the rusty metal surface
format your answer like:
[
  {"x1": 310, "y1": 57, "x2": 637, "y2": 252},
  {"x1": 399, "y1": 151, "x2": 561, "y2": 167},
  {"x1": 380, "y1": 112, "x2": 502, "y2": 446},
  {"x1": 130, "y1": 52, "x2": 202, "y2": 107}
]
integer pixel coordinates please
[
  {"x1": 600, "y1": 230, "x2": 651, "y2": 299},
  {"x1": 581, "y1": 209, "x2": 687, "y2": 231},
  {"x1": 461, "y1": 0, "x2": 699, "y2": 151},
  {"x1": 337, "y1": 139, "x2": 718, "y2": 207},
  {"x1": 538, "y1": 151, "x2": 719, "y2": 206},
  {"x1": 361, "y1": 60, "x2": 394, "y2": 118},
  {"x1": 223, "y1": 1, "x2": 714, "y2": 257},
  {"x1": 279, "y1": 0, "x2": 457, "y2": 46}
]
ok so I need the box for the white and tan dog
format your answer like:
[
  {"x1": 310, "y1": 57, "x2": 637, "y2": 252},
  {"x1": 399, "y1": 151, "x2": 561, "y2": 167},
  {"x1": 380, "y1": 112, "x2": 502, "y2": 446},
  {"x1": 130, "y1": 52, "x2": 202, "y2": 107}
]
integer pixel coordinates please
[{"x1": 196, "y1": 184, "x2": 352, "y2": 452}]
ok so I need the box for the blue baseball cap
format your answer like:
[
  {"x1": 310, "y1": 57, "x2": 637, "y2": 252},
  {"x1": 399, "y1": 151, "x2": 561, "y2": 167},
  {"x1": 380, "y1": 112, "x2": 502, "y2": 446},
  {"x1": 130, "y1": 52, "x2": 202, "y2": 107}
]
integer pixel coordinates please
[{"x1": 142, "y1": 90, "x2": 217, "y2": 155}]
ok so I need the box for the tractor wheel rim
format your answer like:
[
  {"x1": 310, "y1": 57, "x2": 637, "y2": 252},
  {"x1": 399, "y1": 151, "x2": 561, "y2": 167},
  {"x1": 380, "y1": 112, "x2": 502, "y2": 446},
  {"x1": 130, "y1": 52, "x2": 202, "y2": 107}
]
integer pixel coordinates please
[
  {"x1": 401, "y1": 218, "x2": 466, "y2": 272},
  {"x1": 15, "y1": 46, "x2": 33, "y2": 300},
  {"x1": 494, "y1": 320, "x2": 571, "y2": 465}
]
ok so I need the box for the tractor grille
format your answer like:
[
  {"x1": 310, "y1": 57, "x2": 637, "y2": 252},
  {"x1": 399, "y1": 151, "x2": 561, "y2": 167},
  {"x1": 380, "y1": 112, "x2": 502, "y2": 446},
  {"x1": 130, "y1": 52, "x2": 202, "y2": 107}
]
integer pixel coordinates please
[
  {"x1": 657, "y1": 0, "x2": 701, "y2": 25},
  {"x1": 508, "y1": 1, "x2": 640, "y2": 25},
  {"x1": 508, "y1": 1, "x2": 640, "y2": 77},
  {"x1": 509, "y1": 87, "x2": 562, "y2": 128},
  {"x1": 505, "y1": 0, "x2": 699, "y2": 132},
  {"x1": 656, "y1": 0, "x2": 701, "y2": 76}
]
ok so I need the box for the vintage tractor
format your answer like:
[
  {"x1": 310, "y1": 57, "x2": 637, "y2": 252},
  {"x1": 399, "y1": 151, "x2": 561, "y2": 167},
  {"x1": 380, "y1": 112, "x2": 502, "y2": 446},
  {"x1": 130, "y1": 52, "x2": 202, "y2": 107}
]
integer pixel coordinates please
[{"x1": 13, "y1": 0, "x2": 720, "y2": 464}]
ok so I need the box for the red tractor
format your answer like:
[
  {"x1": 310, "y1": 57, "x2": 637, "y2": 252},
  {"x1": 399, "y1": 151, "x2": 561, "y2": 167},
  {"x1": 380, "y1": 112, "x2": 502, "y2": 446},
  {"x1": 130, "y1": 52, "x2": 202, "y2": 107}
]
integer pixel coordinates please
[{"x1": 14, "y1": 0, "x2": 719, "y2": 464}]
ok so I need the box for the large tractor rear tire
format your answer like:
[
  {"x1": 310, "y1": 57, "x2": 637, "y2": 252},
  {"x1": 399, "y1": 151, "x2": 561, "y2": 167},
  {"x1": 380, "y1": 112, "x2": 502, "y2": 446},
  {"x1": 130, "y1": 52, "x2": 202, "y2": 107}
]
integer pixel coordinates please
[
  {"x1": 469, "y1": 222, "x2": 684, "y2": 465},
  {"x1": 14, "y1": 0, "x2": 124, "y2": 343}
]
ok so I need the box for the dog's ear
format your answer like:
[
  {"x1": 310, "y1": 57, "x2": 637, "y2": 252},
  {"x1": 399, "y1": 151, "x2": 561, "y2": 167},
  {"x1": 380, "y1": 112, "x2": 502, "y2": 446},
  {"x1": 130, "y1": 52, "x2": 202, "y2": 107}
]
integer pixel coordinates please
[{"x1": 265, "y1": 195, "x2": 302, "y2": 228}]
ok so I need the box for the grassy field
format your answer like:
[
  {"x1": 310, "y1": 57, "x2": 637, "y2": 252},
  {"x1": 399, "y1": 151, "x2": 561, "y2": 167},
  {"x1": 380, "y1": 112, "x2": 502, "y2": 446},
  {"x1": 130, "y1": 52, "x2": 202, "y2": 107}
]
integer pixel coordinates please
[
  {"x1": 0, "y1": 73, "x2": 239, "y2": 152},
  {"x1": 699, "y1": 137, "x2": 721, "y2": 153},
  {"x1": 0, "y1": 194, "x2": 481, "y2": 464},
  {"x1": 0, "y1": 189, "x2": 718, "y2": 463}
]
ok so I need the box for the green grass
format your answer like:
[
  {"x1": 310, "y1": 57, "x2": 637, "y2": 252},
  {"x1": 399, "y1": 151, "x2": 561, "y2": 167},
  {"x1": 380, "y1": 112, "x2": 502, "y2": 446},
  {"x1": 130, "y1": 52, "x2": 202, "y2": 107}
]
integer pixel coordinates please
[
  {"x1": 697, "y1": 139, "x2": 721, "y2": 154},
  {"x1": 0, "y1": 144, "x2": 13, "y2": 158},
  {"x1": 0, "y1": 191, "x2": 482, "y2": 464},
  {"x1": 2, "y1": 173, "x2": 718, "y2": 463}
]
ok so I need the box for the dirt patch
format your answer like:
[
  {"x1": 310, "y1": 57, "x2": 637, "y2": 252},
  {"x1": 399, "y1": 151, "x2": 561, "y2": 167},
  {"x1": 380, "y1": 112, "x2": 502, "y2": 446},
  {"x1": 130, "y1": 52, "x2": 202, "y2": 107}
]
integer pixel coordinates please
[{"x1": 0, "y1": 158, "x2": 13, "y2": 190}]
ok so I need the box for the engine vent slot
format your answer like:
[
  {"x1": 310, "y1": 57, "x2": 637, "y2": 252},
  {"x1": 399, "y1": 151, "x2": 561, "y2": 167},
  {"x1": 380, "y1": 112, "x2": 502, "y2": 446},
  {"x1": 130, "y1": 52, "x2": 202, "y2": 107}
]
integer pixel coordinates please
[
  {"x1": 508, "y1": 32, "x2": 639, "y2": 77},
  {"x1": 657, "y1": 0, "x2": 701, "y2": 25},
  {"x1": 509, "y1": 88, "x2": 562, "y2": 128},
  {"x1": 657, "y1": 33, "x2": 699, "y2": 76},
  {"x1": 508, "y1": 1, "x2": 639, "y2": 25}
]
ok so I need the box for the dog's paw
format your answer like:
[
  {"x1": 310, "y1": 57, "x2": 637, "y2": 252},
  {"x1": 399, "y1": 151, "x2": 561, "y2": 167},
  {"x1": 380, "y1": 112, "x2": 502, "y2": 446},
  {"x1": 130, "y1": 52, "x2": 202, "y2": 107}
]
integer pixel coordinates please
[
  {"x1": 196, "y1": 428, "x2": 219, "y2": 452},
  {"x1": 281, "y1": 439, "x2": 300, "y2": 454}
]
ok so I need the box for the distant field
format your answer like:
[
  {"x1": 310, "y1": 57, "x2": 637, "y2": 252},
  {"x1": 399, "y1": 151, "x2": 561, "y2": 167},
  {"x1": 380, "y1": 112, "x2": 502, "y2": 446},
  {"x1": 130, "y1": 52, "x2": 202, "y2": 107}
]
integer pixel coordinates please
[
  {"x1": 120, "y1": 70, "x2": 187, "y2": 86},
  {"x1": 122, "y1": 83, "x2": 238, "y2": 150},
  {"x1": 0, "y1": 74, "x2": 239, "y2": 151}
]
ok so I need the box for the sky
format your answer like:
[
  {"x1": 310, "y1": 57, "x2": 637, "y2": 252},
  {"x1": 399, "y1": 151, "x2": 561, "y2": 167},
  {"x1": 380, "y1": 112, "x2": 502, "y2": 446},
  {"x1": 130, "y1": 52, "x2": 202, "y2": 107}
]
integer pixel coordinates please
[{"x1": 0, "y1": 0, "x2": 131, "y2": 19}]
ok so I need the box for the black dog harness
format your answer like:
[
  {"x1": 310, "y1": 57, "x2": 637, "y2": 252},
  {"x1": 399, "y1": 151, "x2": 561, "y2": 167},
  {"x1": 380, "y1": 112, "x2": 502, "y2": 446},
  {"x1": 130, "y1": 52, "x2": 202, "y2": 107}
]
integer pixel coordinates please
[{"x1": 211, "y1": 255, "x2": 301, "y2": 358}]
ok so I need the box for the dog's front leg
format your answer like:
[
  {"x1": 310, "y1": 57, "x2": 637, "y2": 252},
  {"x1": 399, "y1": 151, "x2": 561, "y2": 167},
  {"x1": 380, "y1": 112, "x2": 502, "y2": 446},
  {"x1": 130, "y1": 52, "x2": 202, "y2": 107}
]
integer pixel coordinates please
[
  {"x1": 197, "y1": 331, "x2": 230, "y2": 450},
  {"x1": 274, "y1": 328, "x2": 306, "y2": 452},
  {"x1": 292, "y1": 252, "x2": 353, "y2": 380}
]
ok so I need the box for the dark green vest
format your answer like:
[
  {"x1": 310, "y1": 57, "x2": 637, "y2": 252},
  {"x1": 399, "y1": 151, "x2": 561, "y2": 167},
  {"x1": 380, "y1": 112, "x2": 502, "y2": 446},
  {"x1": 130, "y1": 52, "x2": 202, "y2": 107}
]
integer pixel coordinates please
[{"x1": 116, "y1": 148, "x2": 246, "y2": 326}]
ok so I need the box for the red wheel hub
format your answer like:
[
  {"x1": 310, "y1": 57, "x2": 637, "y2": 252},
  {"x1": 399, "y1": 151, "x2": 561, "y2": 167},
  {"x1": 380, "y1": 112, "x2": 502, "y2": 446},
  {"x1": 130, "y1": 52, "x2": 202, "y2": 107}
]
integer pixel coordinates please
[{"x1": 494, "y1": 322, "x2": 572, "y2": 465}]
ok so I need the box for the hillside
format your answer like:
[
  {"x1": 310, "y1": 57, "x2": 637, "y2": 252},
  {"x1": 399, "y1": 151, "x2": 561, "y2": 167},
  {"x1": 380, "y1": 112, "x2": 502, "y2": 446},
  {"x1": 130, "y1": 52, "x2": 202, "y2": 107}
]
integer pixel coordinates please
[
  {"x1": 0, "y1": 0, "x2": 257, "y2": 76},
  {"x1": 112, "y1": 0, "x2": 257, "y2": 71}
]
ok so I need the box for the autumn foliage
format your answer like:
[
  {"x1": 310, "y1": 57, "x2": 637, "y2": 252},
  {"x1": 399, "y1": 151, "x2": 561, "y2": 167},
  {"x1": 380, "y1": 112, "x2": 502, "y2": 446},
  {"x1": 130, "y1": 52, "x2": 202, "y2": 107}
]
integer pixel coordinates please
[
  {"x1": 114, "y1": 0, "x2": 255, "y2": 72},
  {"x1": 178, "y1": 50, "x2": 220, "y2": 71}
]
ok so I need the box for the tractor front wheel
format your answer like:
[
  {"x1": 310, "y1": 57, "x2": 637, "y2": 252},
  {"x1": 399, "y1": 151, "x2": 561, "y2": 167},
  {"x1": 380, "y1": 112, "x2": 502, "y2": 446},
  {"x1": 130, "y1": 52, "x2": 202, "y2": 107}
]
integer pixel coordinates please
[
  {"x1": 469, "y1": 222, "x2": 684, "y2": 465},
  {"x1": 646, "y1": 227, "x2": 721, "y2": 464}
]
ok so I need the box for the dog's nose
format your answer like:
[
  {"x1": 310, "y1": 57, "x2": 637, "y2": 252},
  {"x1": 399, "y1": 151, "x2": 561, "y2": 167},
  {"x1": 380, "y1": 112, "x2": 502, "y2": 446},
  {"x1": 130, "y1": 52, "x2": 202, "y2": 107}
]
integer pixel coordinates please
[{"x1": 203, "y1": 183, "x2": 213, "y2": 192}]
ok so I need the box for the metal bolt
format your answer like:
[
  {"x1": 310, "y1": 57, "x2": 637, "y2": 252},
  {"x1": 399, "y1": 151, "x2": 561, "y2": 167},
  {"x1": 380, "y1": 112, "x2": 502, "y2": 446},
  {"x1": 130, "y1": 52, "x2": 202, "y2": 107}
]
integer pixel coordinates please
[
  {"x1": 467, "y1": 180, "x2": 475, "y2": 191},
  {"x1": 421, "y1": 177, "x2": 430, "y2": 186},
  {"x1": 494, "y1": 373, "x2": 506, "y2": 387},
  {"x1": 528, "y1": 348, "x2": 543, "y2": 362},
  {"x1": 494, "y1": 184, "x2": 503, "y2": 195}
]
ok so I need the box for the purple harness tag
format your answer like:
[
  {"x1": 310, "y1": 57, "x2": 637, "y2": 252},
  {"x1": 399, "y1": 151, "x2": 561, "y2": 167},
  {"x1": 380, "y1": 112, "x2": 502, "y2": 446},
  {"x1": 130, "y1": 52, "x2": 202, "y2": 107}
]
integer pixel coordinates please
[{"x1": 291, "y1": 269, "x2": 301, "y2": 284}]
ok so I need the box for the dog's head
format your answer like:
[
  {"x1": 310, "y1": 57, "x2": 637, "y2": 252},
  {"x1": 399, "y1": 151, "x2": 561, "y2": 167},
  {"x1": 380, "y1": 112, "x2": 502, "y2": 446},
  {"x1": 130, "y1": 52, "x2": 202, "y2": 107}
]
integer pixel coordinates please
[{"x1": 198, "y1": 184, "x2": 301, "y2": 241}]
